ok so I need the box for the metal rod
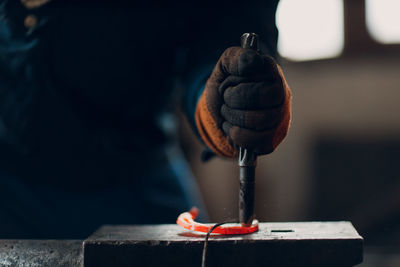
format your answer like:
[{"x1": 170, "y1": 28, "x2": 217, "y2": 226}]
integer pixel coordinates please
[{"x1": 238, "y1": 33, "x2": 259, "y2": 226}]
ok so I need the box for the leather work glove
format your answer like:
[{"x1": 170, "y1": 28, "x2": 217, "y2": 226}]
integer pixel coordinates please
[{"x1": 195, "y1": 47, "x2": 292, "y2": 158}]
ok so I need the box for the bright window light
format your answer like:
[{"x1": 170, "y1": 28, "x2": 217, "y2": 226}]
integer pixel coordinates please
[
  {"x1": 276, "y1": 0, "x2": 344, "y2": 61},
  {"x1": 366, "y1": 0, "x2": 400, "y2": 44}
]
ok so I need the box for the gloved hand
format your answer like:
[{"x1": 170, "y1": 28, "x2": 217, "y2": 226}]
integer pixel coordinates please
[{"x1": 195, "y1": 47, "x2": 291, "y2": 158}]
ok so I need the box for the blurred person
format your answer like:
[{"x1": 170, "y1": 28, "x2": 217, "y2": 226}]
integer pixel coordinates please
[{"x1": 0, "y1": 0, "x2": 291, "y2": 238}]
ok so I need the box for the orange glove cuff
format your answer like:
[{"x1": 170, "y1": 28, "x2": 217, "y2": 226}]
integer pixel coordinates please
[
  {"x1": 195, "y1": 91, "x2": 237, "y2": 158},
  {"x1": 272, "y1": 65, "x2": 292, "y2": 150}
]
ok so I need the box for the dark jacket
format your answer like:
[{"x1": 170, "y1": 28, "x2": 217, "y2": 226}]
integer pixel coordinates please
[{"x1": 0, "y1": 1, "x2": 278, "y2": 238}]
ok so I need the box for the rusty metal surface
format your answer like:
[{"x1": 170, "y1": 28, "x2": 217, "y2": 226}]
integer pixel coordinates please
[
  {"x1": 0, "y1": 240, "x2": 83, "y2": 267},
  {"x1": 84, "y1": 222, "x2": 363, "y2": 267}
]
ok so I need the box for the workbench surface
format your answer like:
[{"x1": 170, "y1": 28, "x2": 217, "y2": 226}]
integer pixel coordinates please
[{"x1": 84, "y1": 222, "x2": 363, "y2": 267}]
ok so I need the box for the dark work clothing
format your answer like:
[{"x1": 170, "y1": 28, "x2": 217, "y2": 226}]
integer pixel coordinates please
[
  {"x1": 0, "y1": 144, "x2": 200, "y2": 238},
  {"x1": 0, "y1": 1, "x2": 279, "y2": 238}
]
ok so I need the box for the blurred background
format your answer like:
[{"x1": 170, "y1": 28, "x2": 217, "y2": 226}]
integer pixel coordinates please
[{"x1": 179, "y1": 0, "x2": 400, "y2": 266}]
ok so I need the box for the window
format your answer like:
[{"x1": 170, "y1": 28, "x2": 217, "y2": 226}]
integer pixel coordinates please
[
  {"x1": 276, "y1": 0, "x2": 344, "y2": 61},
  {"x1": 366, "y1": 0, "x2": 400, "y2": 44}
]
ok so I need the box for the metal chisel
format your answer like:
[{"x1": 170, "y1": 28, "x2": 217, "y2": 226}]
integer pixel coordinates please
[{"x1": 238, "y1": 32, "x2": 259, "y2": 227}]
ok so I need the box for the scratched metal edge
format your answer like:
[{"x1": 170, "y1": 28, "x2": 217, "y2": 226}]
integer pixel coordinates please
[{"x1": 0, "y1": 240, "x2": 84, "y2": 267}]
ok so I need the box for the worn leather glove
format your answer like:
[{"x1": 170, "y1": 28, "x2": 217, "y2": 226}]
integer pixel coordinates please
[{"x1": 195, "y1": 47, "x2": 291, "y2": 158}]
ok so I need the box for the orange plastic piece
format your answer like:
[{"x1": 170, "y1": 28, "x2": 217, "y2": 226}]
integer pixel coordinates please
[{"x1": 176, "y1": 207, "x2": 259, "y2": 235}]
